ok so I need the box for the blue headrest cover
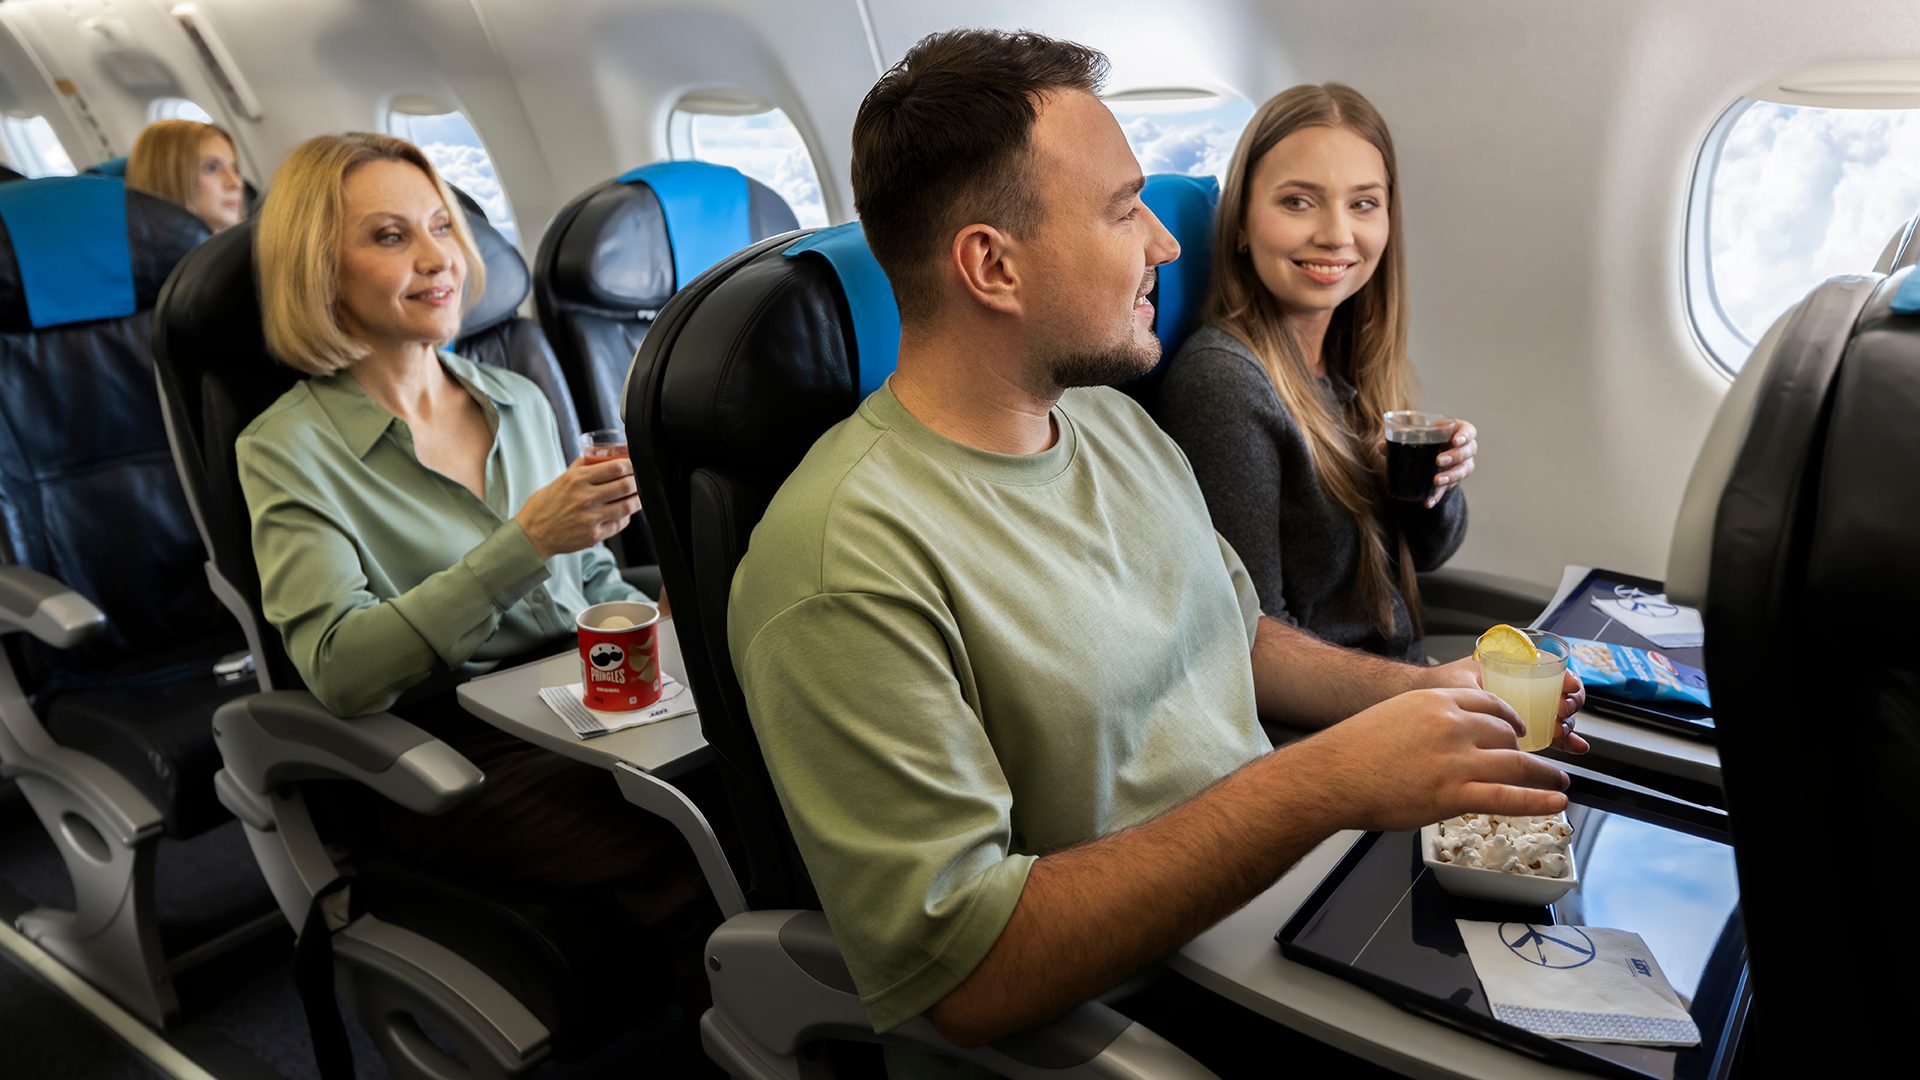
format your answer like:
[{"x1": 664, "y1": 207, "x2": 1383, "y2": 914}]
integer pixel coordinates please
[
  {"x1": 783, "y1": 223, "x2": 900, "y2": 395},
  {"x1": 88, "y1": 156, "x2": 129, "y2": 178},
  {"x1": 1890, "y1": 266, "x2": 1920, "y2": 315},
  {"x1": 616, "y1": 161, "x2": 752, "y2": 292},
  {"x1": 0, "y1": 176, "x2": 137, "y2": 328},
  {"x1": 1141, "y1": 174, "x2": 1219, "y2": 357}
]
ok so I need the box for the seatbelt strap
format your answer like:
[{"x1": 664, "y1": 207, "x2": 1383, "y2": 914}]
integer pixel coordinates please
[{"x1": 293, "y1": 875, "x2": 356, "y2": 1079}]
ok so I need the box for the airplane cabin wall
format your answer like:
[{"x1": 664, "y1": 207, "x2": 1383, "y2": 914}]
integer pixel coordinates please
[
  {"x1": 470, "y1": 0, "x2": 878, "y2": 226},
  {"x1": 0, "y1": 0, "x2": 262, "y2": 176},
  {"x1": 3, "y1": 0, "x2": 1915, "y2": 589}
]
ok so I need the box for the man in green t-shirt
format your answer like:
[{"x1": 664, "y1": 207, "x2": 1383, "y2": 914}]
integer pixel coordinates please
[{"x1": 729, "y1": 28, "x2": 1587, "y2": 1048}]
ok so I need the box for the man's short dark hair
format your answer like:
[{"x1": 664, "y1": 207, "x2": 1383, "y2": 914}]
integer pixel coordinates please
[{"x1": 852, "y1": 29, "x2": 1109, "y2": 322}]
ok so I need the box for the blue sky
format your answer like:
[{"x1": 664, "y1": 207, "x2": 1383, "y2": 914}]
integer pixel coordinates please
[{"x1": 1710, "y1": 103, "x2": 1920, "y2": 343}]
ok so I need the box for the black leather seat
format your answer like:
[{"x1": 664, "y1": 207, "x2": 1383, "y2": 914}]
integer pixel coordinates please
[
  {"x1": 0, "y1": 177, "x2": 247, "y2": 834},
  {"x1": 448, "y1": 185, "x2": 582, "y2": 441},
  {"x1": 624, "y1": 223, "x2": 1206, "y2": 1075},
  {"x1": 533, "y1": 163, "x2": 800, "y2": 435},
  {"x1": 1682, "y1": 267, "x2": 1920, "y2": 1049},
  {"x1": 151, "y1": 219, "x2": 673, "y2": 1073},
  {"x1": 0, "y1": 174, "x2": 254, "y2": 1024}
]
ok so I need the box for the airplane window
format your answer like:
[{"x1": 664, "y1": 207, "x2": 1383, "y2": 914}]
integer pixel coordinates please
[
  {"x1": 387, "y1": 109, "x2": 521, "y2": 244},
  {"x1": 1105, "y1": 92, "x2": 1254, "y2": 184},
  {"x1": 0, "y1": 114, "x2": 77, "y2": 178},
  {"x1": 1692, "y1": 100, "x2": 1920, "y2": 372},
  {"x1": 149, "y1": 97, "x2": 215, "y2": 124},
  {"x1": 666, "y1": 105, "x2": 829, "y2": 229}
]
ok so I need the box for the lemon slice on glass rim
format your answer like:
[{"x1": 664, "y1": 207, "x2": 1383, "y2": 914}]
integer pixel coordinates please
[{"x1": 1477, "y1": 623, "x2": 1538, "y2": 661}]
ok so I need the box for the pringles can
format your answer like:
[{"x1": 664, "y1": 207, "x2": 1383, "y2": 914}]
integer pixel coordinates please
[{"x1": 575, "y1": 601, "x2": 661, "y2": 711}]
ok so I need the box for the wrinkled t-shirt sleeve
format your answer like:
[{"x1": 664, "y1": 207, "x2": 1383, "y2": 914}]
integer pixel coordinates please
[
  {"x1": 1216, "y1": 533, "x2": 1263, "y2": 648},
  {"x1": 735, "y1": 590, "x2": 1034, "y2": 1034}
]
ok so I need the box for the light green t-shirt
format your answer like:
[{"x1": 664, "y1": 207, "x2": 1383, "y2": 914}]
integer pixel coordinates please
[
  {"x1": 729, "y1": 382, "x2": 1272, "y2": 1033},
  {"x1": 237, "y1": 351, "x2": 638, "y2": 717}
]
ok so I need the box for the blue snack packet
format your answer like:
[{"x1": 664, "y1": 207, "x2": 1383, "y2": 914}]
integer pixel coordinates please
[{"x1": 1563, "y1": 638, "x2": 1711, "y2": 708}]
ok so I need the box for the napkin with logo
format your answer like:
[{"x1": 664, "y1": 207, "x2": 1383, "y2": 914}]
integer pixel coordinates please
[
  {"x1": 1588, "y1": 593, "x2": 1705, "y2": 649},
  {"x1": 539, "y1": 674, "x2": 696, "y2": 739},
  {"x1": 1456, "y1": 921, "x2": 1701, "y2": 1046}
]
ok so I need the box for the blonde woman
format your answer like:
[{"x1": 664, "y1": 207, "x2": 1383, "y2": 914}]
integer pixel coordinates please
[
  {"x1": 1158, "y1": 85, "x2": 1473, "y2": 661},
  {"x1": 125, "y1": 119, "x2": 246, "y2": 231},
  {"x1": 239, "y1": 132, "x2": 713, "y2": 1026}
]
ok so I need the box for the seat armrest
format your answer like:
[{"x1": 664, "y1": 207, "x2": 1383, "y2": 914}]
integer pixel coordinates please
[
  {"x1": 704, "y1": 910, "x2": 1212, "y2": 1078},
  {"x1": 1417, "y1": 567, "x2": 1556, "y2": 635},
  {"x1": 212, "y1": 691, "x2": 482, "y2": 815},
  {"x1": 0, "y1": 566, "x2": 106, "y2": 648}
]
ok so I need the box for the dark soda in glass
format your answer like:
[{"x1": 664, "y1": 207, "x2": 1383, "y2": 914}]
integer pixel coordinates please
[
  {"x1": 1386, "y1": 434, "x2": 1447, "y2": 501},
  {"x1": 1382, "y1": 410, "x2": 1450, "y2": 502}
]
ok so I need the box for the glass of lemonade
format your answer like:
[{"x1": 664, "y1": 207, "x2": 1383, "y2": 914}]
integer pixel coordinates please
[{"x1": 1475, "y1": 628, "x2": 1570, "y2": 752}]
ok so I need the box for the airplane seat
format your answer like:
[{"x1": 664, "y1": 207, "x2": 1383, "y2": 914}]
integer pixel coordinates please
[
  {"x1": 532, "y1": 162, "x2": 800, "y2": 436},
  {"x1": 1125, "y1": 172, "x2": 1220, "y2": 409},
  {"x1": 0, "y1": 175, "x2": 263, "y2": 1026},
  {"x1": 1663, "y1": 268, "x2": 1916, "y2": 1046},
  {"x1": 151, "y1": 219, "x2": 689, "y2": 1077},
  {"x1": 447, "y1": 185, "x2": 584, "y2": 441},
  {"x1": 85, "y1": 156, "x2": 129, "y2": 177},
  {"x1": 624, "y1": 221, "x2": 1210, "y2": 1077}
]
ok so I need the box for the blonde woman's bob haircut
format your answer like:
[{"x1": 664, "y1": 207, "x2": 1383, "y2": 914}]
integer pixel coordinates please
[
  {"x1": 256, "y1": 132, "x2": 485, "y2": 376},
  {"x1": 125, "y1": 119, "x2": 237, "y2": 211}
]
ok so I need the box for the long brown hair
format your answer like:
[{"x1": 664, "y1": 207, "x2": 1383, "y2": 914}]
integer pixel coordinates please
[{"x1": 1205, "y1": 83, "x2": 1421, "y2": 636}]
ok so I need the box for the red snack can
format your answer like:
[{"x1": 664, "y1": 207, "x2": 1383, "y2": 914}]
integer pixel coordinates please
[{"x1": 575, "y1": 601, "x2": 661, "y2": 712}]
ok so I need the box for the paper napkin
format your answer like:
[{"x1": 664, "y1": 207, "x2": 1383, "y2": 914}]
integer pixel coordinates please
[
  {"x1": 539, "y1": 674, "x2": 696, "y2": 739},
  {"x1": 1456, "y1": 920, "x2": 1701, "y2": 1046}
]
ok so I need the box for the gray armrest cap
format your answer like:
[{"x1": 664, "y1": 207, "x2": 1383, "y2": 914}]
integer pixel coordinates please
[
  {"x1": 0, "y1": 566, "x2": 106, "y2": 648},
  {"x1": 214, "y1": 691, "x2": 482, "y2": 815}
]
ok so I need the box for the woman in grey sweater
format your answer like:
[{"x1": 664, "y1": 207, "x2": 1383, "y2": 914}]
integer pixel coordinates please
[{"x1": 1158, "y1": 84, "x2": 1472, "y2": 661}]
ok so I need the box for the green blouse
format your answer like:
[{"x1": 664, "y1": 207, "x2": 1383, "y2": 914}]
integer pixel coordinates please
[{"x1": 236, "y1": 351, "x2": 638, "y2": 716}]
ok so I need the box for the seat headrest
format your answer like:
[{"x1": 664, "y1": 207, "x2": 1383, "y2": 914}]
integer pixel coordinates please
[
  {"x1": 781, "y1": 223, "x2": 898, "y2": 395},
  {"x1": 449, "y1": 184, "x2": 528, "y2": 338},
  {"x1": 0, "y1": 176, "x2": 208, "y2": 330},
  {"x1": 653, "y1": 229, "x2": 871, "y2": 470},
  {"x1": 546, "y1": 163, "x2": 799, "y2": 312},
  {"x1": 154, "y1": 217, "x2": 296, "y2": 437},
  {"x1": 1667, "y1": 273, "x2": 1881, "y2": 608},
  {"x1": 86, "y1": 156, "x2": 129, "y2": 178},
  {"x1": 1141, "y1": 173, "x2": 1219, "y2": 358}
]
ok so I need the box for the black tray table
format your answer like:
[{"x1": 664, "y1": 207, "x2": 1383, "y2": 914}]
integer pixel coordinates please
[
  {"x1": 1276, "y1": 775, "x2": 1750, "y2": 1079},
  {"x1": 1533, "y1": 568, "x2": 1714, "y2": 741}
]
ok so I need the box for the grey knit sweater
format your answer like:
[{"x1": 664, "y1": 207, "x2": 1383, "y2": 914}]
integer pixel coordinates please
[{"x1": 1156, "y1": 325, "x2": 1467, "y2": 661}]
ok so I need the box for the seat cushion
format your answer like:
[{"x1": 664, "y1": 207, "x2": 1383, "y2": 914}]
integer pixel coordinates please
[{"x1": 42, "y1": 668, "x2": 252, "y2": 839}]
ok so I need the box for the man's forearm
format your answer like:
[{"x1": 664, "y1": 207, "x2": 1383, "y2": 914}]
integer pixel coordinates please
[
  {"x1": 926, "y1": 737, "x2": 1344, "y2": 1046},
  {"x1": 1251, "y1": 615, "x2": 1426, "y2": 729}
]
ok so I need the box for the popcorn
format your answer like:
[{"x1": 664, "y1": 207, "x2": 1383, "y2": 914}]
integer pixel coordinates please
[{"x1": 1433, "y1": 813, "x2": 1573, "y2": 878}]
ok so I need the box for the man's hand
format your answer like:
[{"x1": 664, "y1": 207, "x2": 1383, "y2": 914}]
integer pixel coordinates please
[
  {"x1": 1427, "y1": 656, "x2": 1589, "y2": 754},
  {"x1": 1308, "y1": 687, "x2": 1571, "y2": 831}
]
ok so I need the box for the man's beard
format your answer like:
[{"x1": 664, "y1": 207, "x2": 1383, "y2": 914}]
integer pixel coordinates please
[{"x1": 1045, "y1": 336, "x2": 1161, "y2": 389}]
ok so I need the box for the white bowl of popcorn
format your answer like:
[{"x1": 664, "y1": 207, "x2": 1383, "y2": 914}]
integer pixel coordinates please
[{"x1": 1420, "y1": 812, "x2": 1579, "y2": 906}]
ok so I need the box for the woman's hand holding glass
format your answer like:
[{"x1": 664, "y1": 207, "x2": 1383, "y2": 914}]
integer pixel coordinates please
[
  {"x1": 514, "y1": 455, "x2": 641, "y2": 560},
  {"x1": 1430, "y1": 419, "x2": 1477, "y2": 508}
]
